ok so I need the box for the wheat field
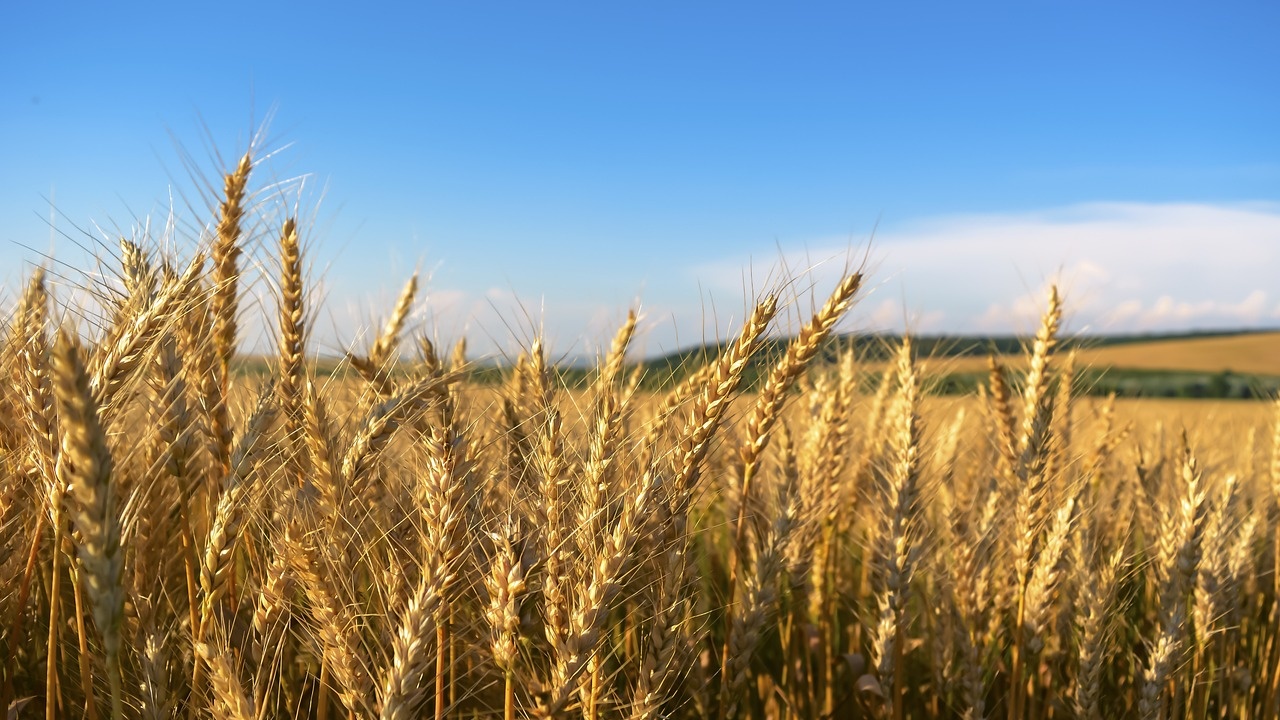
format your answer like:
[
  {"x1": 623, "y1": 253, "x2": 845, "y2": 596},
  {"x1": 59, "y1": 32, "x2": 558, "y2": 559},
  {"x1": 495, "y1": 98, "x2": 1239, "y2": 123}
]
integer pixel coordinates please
[{"x1": 2, "y1": 153, "x2": 1279, "y2": 720}]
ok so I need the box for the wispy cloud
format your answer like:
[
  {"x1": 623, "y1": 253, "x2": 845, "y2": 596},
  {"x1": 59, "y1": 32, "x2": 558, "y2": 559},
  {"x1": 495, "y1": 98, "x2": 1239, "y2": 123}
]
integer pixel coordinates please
[{"x1": 692, "y1": 201, "x2": 1280, "y2": 335}]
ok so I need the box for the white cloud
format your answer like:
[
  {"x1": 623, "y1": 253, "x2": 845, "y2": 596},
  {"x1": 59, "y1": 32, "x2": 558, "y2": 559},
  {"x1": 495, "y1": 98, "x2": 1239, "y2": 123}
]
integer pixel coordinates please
[
  {"x1": 864, "y1": 297, "x2": 946, "y2": 333},
  {"x1": 692, "y1": 201, "x2": 1280, "y2": 335},
  {"x1": 867, "y1": 299, "x2": 901, "y2": 329},
  {"x1": 1112, "y1": 289, "x2": 1271, "y2": 327}
]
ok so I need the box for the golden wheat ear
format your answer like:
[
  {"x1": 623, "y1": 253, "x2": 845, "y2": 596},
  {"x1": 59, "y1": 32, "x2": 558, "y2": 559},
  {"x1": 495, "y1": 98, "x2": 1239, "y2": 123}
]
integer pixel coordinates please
[
  {"x1": 88, "y1": 252, "x2": 205, "y2": 418},
  {"x1": 352, "y1": 272, "x2": 419, "y2": 397},
  {"x1": 212, "y1": 152, "x2": 252, "y2": 385},
  {"x1": 672, "y1": 294, "x2": 779, "y2": 504},
  {"x1": 52, "y1": 328, "x2": 126, "y2": 720},
  {"x1": 482, "y1": 515, "x2": 527, "y2": 720},
  {"x1": 196, "y1": 639, "x2": 255, "y2": 720},
  {"x1": 275, "y1": 218, "x2": 307, "y2": 482}
]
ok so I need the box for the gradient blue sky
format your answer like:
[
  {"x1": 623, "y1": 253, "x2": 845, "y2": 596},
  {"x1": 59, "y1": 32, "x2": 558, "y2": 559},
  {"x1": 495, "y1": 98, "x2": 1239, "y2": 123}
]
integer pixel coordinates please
[{"x1": 3, "y1": 2, "x2": 1278, "y2": 356}]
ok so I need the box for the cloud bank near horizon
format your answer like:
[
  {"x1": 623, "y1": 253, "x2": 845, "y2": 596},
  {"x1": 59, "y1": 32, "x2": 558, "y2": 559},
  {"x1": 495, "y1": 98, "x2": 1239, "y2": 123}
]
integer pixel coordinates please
[{"x1": 693, "y1": 201, "x2": 1280, "y2": 340}]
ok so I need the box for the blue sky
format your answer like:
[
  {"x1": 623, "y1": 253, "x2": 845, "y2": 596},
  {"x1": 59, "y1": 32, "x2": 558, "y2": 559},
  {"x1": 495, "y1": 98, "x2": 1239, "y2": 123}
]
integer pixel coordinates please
[{"x1": 3, "y1": 2, "x2": 1278, "y2": 357}]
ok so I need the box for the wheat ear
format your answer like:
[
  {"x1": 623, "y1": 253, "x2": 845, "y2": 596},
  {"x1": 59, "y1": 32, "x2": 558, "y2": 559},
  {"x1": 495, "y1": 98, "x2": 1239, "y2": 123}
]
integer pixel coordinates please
[
  {"x1": 1074, "y1": 546, "x2": 1126, "y2": 719},
  {"x1": 985, "y1": 355, "x2": 1018, "y2": 481},
  {"x1": 484, "y1": 516, "x2": 528, "y2": 720},
  {"x1": 52, "y1": 329, "x2": 125, "y2": 720},
  {"x1": 15, "y1": 269, "x2": 58, "y2": 482},
  {"x1": 538, "y1": 460, "x2": 662, "y2": 718},
  {"x1": 579, "y1": 310, "x2": 638, "y2": 550},
  {"x1": 208, "y1": 151, "x2": 252, "y2": 474},
  {"x1": 867, "y1": 338, "x2": 923, "y2": 720},
  {"x1": 89, "y1": 251, "x2": 205, "y2": 416},
  {"x1": 196, "y1": 640, "x2": 255, "y2": 720},
  {"x1": 353, "y1": 272, "x2": 418, "y2": 395},
  {"x1": 276, "y1": 218, "x2": 307, "y2": 484},
  {"x1": 137, "y1": 625, "x2": 175, "y2": 720},
  {"x1": 719, "y1": 274, "x2": 861, "y2": 703},
  {"x1": 1140, "y1": 442, "x2": 1208, "y2": 720},
  {"x1": 672, "y1": 295, "x2": 779, "y2": 512},
  {"x1": 340, "y1": 374, "x2": 455, "y2": 511},
  {"x1": 4, "y1": 269, "x2": 59, "y2": 718},
  {"x1": 198, "y1": 389, "x2": 277, "y2": 634},
  {"x1": 251, "y1": 540, "x2": 293, "y2": 714},
  {"x1": 212, "y1": 152, "x2": 252, "y2": 383},
  {"x1": 722, "y1": 513, "x2": 793, "y2": 720},
  {"x1": 378, "y1": 561, "x2": 451, "y2": 720},
  {"x1": 1007, "y1": 285, "x2": 1062, "y2": 720},
  {"x1": 285, "y1": 522, "x2": 373, "y2": 716},
  {"x1": 118, "y1": 236, "x2": 156, "y2": 304},
  {"x1": 740, "y1": 272, "x2": 861, "y2": 478}
]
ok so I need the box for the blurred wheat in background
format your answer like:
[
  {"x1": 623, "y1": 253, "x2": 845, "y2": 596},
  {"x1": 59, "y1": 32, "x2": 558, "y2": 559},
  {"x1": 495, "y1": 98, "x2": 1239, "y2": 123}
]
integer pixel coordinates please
[{"x1": 2, "y1": 149, "x2": 1279, "y2": 720}]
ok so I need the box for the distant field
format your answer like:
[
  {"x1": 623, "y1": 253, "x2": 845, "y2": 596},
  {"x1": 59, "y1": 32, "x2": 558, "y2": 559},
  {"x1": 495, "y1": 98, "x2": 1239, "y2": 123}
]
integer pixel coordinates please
[
  {"x1": 898, "y1": 331, "x2": 1278, "y2": 399},
  {"x1": 1073, "y1": 331, "x2": 1280, "y2": 376},
  {"x1": 921, "y1": 331, "x2": 1280, "y2": 377}
]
